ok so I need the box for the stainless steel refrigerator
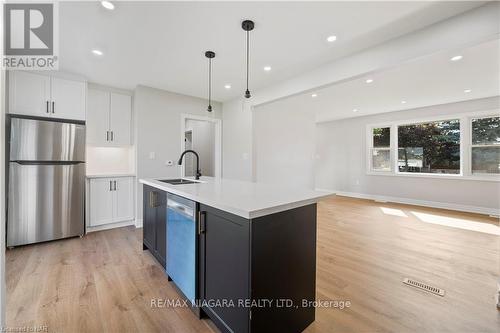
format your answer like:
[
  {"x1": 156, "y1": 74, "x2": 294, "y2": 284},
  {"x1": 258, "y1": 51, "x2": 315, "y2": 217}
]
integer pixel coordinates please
[{"x1": 7, "y1": 117, "x2": 86, "y2": 247}]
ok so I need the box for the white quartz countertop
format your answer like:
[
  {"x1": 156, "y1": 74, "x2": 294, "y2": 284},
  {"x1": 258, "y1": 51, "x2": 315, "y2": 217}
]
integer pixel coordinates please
[{"x1": 139, "y1": 177, "x2": 334, "y2": 219}]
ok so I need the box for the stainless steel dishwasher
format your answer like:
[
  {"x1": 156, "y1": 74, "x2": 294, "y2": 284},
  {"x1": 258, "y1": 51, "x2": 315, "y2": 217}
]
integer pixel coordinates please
[{"x1": 166, "y1": 193, "x2": 197, "y2": 304}]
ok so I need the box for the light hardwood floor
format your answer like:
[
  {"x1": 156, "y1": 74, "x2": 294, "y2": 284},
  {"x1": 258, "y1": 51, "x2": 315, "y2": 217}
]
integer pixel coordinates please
[{"x1": 6, "y1": 196, "x2": 500, "y2": 332}]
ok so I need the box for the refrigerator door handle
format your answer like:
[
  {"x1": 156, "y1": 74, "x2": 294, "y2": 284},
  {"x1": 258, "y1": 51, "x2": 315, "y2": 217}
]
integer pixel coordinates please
[{"x1": 11, "y1": 161, "x2": 84, "y2": 165}]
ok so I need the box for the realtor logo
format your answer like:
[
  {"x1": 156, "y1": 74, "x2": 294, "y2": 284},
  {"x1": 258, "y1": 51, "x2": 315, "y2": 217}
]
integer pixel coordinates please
[{"x1": 3, "y1": 2, "x2": 58, "y2": 69}]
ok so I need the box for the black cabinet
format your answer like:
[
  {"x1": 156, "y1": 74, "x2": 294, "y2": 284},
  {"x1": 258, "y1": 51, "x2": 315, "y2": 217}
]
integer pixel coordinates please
[
  {"x1": 199, "y1": 206, "x2": 250, "y2": 333},
  {"x1": 199, "y1": 203, "x2": 317, "y2": 333},
  {"x1": 143, "y1": 185, "x2": 167, "y2": 268}
]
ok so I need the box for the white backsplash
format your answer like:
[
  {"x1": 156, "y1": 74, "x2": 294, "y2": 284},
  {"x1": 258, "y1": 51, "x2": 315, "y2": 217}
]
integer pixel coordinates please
[{"x1": 86, "y1": 146, "x2": 135, "y2": 175}]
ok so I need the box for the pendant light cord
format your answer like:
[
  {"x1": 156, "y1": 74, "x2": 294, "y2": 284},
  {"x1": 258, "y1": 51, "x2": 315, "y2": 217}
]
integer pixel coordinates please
[
  {"x1": 246, "y1": 30, "x2": 249, "y2": 92},
  {"x1": 208, "y1": 57, "x2": 212, "y2": 108}
]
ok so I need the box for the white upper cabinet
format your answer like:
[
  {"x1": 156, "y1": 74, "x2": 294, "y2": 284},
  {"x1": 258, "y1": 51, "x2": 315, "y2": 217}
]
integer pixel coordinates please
[
  {"x1": 110, "y1": 93, "x2": 132, "y2": 146},
  {"x1": 8, "y1": 71, "x2": 51, "y2": 117},
  {"x1": 8, "y1": 71, "x2": 86, "y2": 121},
  {"x1": 87, "y1": 87, "x2": 132, "y2": 146},
  {"x1": 50, "y1": 77, "x2": 86, "y2": 121},
  {"x1": 87, "y1": 89, "x2": 110, "y2": 145}
]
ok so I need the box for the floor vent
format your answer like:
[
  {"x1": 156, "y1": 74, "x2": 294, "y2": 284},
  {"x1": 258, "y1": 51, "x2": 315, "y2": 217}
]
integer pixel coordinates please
[{"x1": 403, "y1": 278, "x2": 445, "y2": 296}]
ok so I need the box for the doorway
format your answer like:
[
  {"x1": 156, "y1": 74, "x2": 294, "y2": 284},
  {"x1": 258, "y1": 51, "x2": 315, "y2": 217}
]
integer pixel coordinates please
[{"x1": 180, "y1": 114, "x2": 222, "y2": 179}]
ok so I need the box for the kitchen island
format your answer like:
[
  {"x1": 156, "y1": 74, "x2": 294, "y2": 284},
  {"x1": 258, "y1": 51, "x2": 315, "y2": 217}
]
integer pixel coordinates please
[{"x1": 139, "y1": 177, "x2": 333, "y2": 333}]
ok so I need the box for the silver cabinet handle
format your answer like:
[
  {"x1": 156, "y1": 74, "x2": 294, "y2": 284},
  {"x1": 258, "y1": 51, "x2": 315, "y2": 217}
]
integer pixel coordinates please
[
  {"x1": 111, "y1": 131, "x2": 114, "y2": 141},
  {"x1": 198, "y1": 211, "x2": 206, "y2": 234},
  {"x1": 149, "y1": 191, "x2": 157, "y2": 208},
  {"x1": 113, "y1": 180, "x2": 117, "y2": 191},
  {"x1": 46, "y1": 101, "x2": 49, "y2": 113},
  {"x1": 52, "y1": 101, "x2": 55, "y2": 113},
  {"x1": 106, "y1": 131, "x2": 109, "y2": 141},
  {"x1": 109, "y1": 180, "x2": 112, "y2": 191}
]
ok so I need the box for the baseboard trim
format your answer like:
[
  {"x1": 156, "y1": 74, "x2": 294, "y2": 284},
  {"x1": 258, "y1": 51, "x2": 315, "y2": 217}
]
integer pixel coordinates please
[
  {"x1": 135, "y1": 218, "x2": 143, "y2": 229},
  {"x1": 86, "y1": 219, "x2": 135, "y2": 233},
  {"x1": 317, "y1": 189, "x2": 500, "y2": 216}
]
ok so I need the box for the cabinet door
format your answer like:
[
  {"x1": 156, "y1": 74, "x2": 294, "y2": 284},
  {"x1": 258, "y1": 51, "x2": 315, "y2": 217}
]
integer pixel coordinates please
[
  {"x1": 8, "y1": 71, "x2": 51, "y2": 116},
  {"x1": 50, "y1": 77, "x2": 86, "y2": 120},
  {"x1": 113, "y1": 177, "x2": 134, "y2": 222},
  {"x1": 89, "y1": 178, "x2": 114, "y2": 227},
  {"x1": 109, "y1": 93, "x2": 131, "y2": 145},
  {"x1": 87, "y1": 89, "x2": 110, "y2": 145},
  {"x1": 143, "y1": 186, "x2": 157, "y2": 251},
  {"x1": 155, "y1": 190, "x2": 167, "y2": 267},
  {"x1": 200, "y1": 205, "x2": 250, "y2": 333}
]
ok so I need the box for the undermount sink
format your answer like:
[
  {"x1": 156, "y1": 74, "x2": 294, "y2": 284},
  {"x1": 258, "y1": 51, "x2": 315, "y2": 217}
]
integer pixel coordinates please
[{"x1": 159, "y1": 178, "x2": 199, "y2": 185}]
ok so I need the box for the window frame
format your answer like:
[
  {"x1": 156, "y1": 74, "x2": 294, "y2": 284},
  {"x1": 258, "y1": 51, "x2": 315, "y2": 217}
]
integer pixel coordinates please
[
  {"x1": 366, "y1": 124, "x2": 393, "y2": 173},
  {"x1": 395, "y1": 117, "x2": 462, "y2": 177},
  {"x1": 469, "y1": 114, "x2": 500, "y2": 176},
  {"x1": 365, "y1": 109, "x2": 499, "y2": 182}
]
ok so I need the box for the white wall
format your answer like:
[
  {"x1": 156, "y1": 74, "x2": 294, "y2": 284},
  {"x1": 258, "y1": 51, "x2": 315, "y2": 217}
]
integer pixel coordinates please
[
  {"x1": 134, "y1": 85, "x2": 221, "y2": 220},
  {"x1": 315, "y1": 96, "x2": 500, "y2": 214},
  {"x1": 0, "y1": 69, "x2": 6, "y2": 327},
  {"x1": 222, "y1": 99, "x2": 253, "y2": 181},
  {"x1": 185, "y1": 119, "x2": 215, "y2": 176},
  {"x1": 253, "y1": 99, "x2": 316, "y2": 188},
  {"x1": 86, "y1": 146, "x2": 135, "y2": 175}
]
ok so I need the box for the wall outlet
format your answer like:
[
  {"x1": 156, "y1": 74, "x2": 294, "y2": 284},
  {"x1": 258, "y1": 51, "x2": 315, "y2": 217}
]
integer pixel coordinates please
[{"x1": 166, "y1": 160, "x2": 174, "y2": 166}]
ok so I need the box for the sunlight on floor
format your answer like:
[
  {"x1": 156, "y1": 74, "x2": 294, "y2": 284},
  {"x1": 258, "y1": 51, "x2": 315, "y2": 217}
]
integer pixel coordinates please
[
  {"x1": 411, "y1": 211, "x2": 500, "y2": 235},
  {"x1": 380, "y1": 207, "x2": 408, "y2": 217}
]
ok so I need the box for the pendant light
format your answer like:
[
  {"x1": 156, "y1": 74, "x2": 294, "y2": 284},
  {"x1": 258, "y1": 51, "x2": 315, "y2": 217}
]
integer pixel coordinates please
[
  {"x1": 205, "y1": 51, "x2": 215, "y2": 112},
  {"x1": 242, "y1": 20, "x2": 254, "y2": 99}
]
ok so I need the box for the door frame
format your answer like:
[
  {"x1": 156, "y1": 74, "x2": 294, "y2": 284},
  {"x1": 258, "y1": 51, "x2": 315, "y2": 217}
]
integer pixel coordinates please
[{"x1": 180, "y1": 114, "x2": 222, "y2": 179}]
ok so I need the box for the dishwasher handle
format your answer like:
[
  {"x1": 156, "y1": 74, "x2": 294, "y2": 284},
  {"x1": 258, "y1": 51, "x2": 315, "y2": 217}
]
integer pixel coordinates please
[{"x1": 167, "y1": 200, "x2": 194, "y2": 218}]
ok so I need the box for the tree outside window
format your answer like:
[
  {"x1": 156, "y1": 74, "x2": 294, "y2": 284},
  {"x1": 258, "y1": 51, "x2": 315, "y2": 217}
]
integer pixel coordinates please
[
  {"x1": 471, "y1": 116, "x2": 499, "y2": 174},
  {"x1": 398, "y1": 120, "x2": 460, "y2": 174},
  {"x1": 371, "y1": 127, "x2": 391, "y2": 171}
]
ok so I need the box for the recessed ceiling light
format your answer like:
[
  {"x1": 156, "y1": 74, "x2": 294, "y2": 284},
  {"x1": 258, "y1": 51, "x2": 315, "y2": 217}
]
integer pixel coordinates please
[
  {"x1": 326, "y1": 35, "x2": 337, "y2": 43},
  {"x1": 101, "y1": 1, "x2": 114, "y2": 10},
  {"x1": 311, "y1": 93, "x2": 318, "y2": 98},
  {"x1": 352, "y1": 108, "x2": 358, "y2": 112},
  {"x1": 263, "y1": 66, "x2": 272, "y2": 71},
  {"x1": 224, "y1": 84, "x2": 231, "y2": 89},
  {"x1": 92, "y1": 49, "x2": 103, "y2": 56},
  {"x1": 450, "y1": 55, "x2": 463, "y2": 61},
  {"x1": 464, "y1": 89, "x2": 472, "y2": 93},
  {"x1": 365, "y1": 79, "x2": 374, "y2": 84},
  {"x1": 401, "y1": 100, "x2": 407, "y2": 104}
]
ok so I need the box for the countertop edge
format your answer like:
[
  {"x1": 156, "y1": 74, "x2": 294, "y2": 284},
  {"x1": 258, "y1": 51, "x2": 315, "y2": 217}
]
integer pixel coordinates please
[
  {"x1": 139, "y1": 178, "x2": 334, "y2": 219},
  {"x1": 87, "y1": 174, "x2": 136, "y2": 179}
]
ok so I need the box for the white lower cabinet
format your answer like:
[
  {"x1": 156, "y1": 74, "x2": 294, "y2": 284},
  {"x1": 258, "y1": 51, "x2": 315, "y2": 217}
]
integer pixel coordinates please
[{"x1": 89, "y1": 177, "x2": 134, "y2": 227}]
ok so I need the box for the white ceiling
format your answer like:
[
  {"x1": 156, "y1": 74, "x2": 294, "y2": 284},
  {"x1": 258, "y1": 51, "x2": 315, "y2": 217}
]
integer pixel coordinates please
[
  {"x1": 59, "y1": 1, "x2": 484, "y2": 102},
  {"x1": 277, "y1": 38, "x2": 500, "y2": 122}
]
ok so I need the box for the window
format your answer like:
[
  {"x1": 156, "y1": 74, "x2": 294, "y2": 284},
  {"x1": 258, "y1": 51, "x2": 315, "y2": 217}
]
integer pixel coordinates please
[
  {"x1": 370, "y1": 127, "x2": 391, "y2": 171},
  {"x1": 471, "y1": 116, "x2": 500, "y2": 174},
  {"x1": 397, "y1": 119, "x2": 460, "y2": 174},
  {"x1": 367, "y1": 112, "x2": 499, "y2": 180}
]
